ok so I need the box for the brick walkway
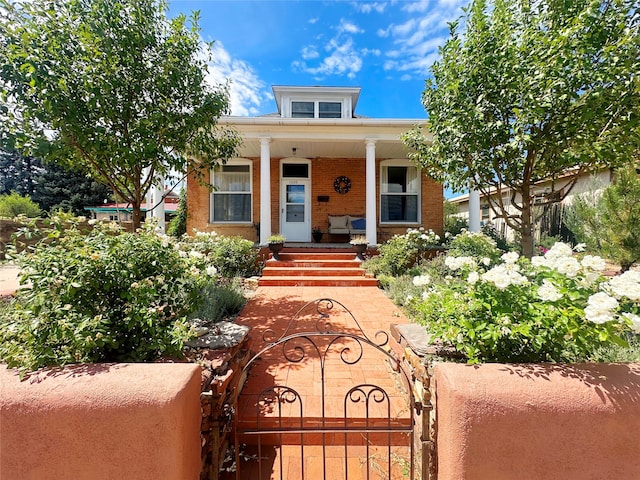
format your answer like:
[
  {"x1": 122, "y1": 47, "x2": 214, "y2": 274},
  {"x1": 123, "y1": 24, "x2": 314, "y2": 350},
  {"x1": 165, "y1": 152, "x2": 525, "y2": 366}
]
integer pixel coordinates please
[{"x1": 231, "y1": 286, "x2": 414, "y2": 480}]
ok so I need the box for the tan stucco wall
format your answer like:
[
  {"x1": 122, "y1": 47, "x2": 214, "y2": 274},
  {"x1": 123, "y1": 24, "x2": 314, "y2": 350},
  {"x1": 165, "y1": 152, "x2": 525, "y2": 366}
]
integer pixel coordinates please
[
  {"x1": 187, "y1": 157, "x2": 443, "y2": 241},
  {"x1": 434, "y1": 362, "x2": 640, "y2": 480},
  {"x1": 0, "y1": 363, "x2": 202, "y2": 480}
]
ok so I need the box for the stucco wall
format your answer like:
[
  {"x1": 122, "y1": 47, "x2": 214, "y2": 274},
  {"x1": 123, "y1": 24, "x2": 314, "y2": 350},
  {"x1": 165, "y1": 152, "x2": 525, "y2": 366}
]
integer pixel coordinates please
[
  {"x1": 434, "y1": 362, "x2": 640, "y2": 480},
  {"x1": 0, "y1": 363, "x2": 202, "y2": 480}
]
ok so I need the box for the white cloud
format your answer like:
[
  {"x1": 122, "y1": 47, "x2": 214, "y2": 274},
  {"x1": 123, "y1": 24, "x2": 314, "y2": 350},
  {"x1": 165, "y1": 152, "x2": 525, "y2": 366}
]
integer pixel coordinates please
[
  {"x1": 308, "y1": 17, "x2": 319, "y2": 24},
  {"x1": 378, "y1": 0, "x2": 466, "y2": 76},
  {"x1": 353, "y1": 2, "x2": 387, "y2": 14},
  {"x1": 301, "y1": 46, "x2": 320, "y2": 60},
  {"x1": 206, "y1": 41, "x2": 269, "y2": 116},
  {"x1": 338, "y1": 19, "x2": 363, "y2": 35}
]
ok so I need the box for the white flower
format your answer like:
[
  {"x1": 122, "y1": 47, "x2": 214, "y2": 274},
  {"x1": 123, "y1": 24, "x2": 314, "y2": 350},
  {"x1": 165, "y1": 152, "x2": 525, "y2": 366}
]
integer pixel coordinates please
[
  {"x1": 482, "y1": 264, "x2": 528, "y2": 290},
  {"x1": 467, "y1": 271, "x2": 480, "y2": 285},
  {"x1": 574, "y1": 243, "x2": 586, "y2": 252},
  {"x1": 537, "y1": 280, "x2": 562, "y2": 302},
  {"x1": 607, "y1": 270, "x2": 640, "y2": 302},
  {"x1": 554, "y1": 257, "x2": 581, "y2": 277},
  {"x1": 412, "y1": 274, "x2": 431, "y2": 286},
  {"x1": 481, "y1": 257, "x2": 491, "y2": 266},
  {"x1": 585, "y1": 305, "x2": 615, "y2": 324},
  {"x1": 531, "y1": 256, "x2": 552, "y2": 269},
  {"x1": 581, "y1": 255, "x2": 606, "y2": 272},
  {"x1": 205, "y1": 265, "x2": 218, "y2": 277},
  {"x1": 189, "y1": 250, "x2": 204, "y2": 259},
  {"x1": 445, "y1": 256, "x2": 476, "y2": 271},
  {"x1": 501, "y1": 251, "x2": 520, "y2": 264},
  {"x1": 406, "y1": 294, "x2": 414, "y2": 302},
  {"x1": 622, "y1": 312, "x2": 640, "y2": 333},
  {"x1": 584, "y1": 292, "x2": 619, "y2": 324},
  {"x1": 88, "y1": 219, "x2": 98, "y2": 225},
  {"x1": 545, "y1": 242, "x2": 574, "y2": 260}
]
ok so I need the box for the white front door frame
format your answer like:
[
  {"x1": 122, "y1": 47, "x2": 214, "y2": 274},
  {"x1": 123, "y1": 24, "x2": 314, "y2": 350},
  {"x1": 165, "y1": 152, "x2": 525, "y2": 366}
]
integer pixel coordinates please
[{"x1": 279, "y1": 158, "x2": 312, "y2": 242}]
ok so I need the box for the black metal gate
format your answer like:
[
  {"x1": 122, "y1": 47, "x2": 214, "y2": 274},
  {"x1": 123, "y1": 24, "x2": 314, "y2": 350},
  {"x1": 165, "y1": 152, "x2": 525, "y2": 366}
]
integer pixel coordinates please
[{"x1": 233, "y1": 298, "x2": 415, "y2": 480}]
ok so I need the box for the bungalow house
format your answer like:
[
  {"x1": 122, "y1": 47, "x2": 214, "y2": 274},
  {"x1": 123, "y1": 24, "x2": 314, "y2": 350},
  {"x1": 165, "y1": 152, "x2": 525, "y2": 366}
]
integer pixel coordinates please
[{"x1": 187, "y1": 85, "x2": 443, "y2": 245}]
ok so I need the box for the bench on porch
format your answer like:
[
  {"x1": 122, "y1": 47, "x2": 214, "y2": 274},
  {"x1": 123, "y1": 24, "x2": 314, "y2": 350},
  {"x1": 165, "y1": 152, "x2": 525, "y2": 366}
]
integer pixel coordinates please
[{"x1": 327, "y1": 214, "x2": 366, "y2": 236}]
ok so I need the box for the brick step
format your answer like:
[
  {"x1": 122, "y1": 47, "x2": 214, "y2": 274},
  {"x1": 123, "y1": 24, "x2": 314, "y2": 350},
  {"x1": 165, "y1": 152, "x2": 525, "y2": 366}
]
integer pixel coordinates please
[
  {"x1": 265, "y1": 260, "x2": 362, "y2": 268},
  {"x1": 274, "y1": 252, "x2": 358, "y2": 261},
  {"x1": 258, "y1": 276, "x2": 379, "y2": 287},
  {"x1": 262, "y1": 267, "x2": 367, "y2": 277}
]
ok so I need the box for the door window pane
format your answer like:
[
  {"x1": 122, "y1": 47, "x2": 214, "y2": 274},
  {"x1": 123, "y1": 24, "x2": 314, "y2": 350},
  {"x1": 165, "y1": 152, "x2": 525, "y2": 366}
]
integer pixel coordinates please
[
  {"x1": 287, "y1": 184, "x2": 305, "y2": 203},
  {"x1": 286, "y1": 204, "x2": 305, "y2": 222}
]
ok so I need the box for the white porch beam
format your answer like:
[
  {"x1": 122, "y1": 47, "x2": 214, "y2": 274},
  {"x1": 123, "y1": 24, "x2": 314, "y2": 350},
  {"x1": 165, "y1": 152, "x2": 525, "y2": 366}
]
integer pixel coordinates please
[
  {"x1": 365, "y1": 139, "x2": 377, "y2": 245},
  {"x1": 259, "y1": 137, "x2": 272, "y2": 245}
]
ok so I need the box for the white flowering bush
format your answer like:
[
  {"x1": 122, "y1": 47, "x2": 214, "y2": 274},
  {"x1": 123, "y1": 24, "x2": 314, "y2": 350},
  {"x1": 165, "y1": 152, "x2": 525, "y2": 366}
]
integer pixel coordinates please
[
  {"x1": 366, "y1": 227, "x2": 442, "y2": 277},
  {"x1": 175, "y1": 230, "x2": 260, "y2": 277},
  {"x1": 410, "y1": 242, "x2": 639, "y2": 363}
]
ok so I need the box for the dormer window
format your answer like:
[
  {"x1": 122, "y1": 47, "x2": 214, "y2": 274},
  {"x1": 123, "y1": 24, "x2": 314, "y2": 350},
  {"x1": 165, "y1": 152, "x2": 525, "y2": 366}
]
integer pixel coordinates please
[{"x1": 291, "y1": 100, "x2": 343, "y2": 118}]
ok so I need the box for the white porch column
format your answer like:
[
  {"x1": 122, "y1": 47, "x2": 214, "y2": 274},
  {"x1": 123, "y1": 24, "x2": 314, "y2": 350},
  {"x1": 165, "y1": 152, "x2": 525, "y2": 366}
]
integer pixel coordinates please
[
  {"x1": 259, "y1": 137, "x2": 272, "y2": 245},
  {"x1": 365, "y1": 139, "x2": 377, "y2": 245},
  {"x1": 468, "y1": 183, "x2": 481, "y2": 232},
  {"x1": 151, "y1": 176, "x2": 165, "y2": 234}
]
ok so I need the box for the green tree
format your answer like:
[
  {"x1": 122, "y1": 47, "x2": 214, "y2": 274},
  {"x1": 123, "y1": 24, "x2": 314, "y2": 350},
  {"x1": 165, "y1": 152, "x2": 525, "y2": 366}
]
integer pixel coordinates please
[
  {"x1": 404, "y1": 0, "x2": 640, "y2": 258},
  {"x1": 0, "y1": 150, "x2": 112, "y2": 216},
  {"x1": 167, "y1": 188, "x2": 187, "y2": 237},
  {"x1": 0, "y1": 0, "x2": 239, "y2": 230},
  {"x1": 0, "y1": 191, "x2": 41, "y2": 218}
]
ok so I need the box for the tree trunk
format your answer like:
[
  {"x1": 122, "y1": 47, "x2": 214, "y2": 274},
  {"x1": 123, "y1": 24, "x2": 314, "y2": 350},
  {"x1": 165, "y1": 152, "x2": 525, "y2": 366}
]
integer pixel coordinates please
[
  {"x1": 521, "y1": 197, "x2": 535, "y2": 259},
  {"x1": 131, "y1": 203, "x2": 142, "y2": 232}
]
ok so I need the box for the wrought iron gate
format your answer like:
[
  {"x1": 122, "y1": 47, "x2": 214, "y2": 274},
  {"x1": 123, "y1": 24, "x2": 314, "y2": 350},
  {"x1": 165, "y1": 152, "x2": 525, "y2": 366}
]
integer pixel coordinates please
[{"x1": 233, "y1": 298, "x2": 416, "y2": 480}]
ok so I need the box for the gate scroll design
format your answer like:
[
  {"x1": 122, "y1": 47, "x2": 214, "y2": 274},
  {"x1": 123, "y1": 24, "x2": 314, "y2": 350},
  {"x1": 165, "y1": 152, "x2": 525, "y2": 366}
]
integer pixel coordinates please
[{"x1": 233, "y1": 298, "x2": 416, "y2": 480}]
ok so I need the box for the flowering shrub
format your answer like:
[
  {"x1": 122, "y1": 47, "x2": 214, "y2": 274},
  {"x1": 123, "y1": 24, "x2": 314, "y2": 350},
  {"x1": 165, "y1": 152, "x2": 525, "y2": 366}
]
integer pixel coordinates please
[
  {"x1": 365, "y1": 227, "x2": 441, "y2": 277},
  {"x1": 410, "y1": 242, "x2": 639, "y2": 363},
  {"x1": 0, "y1": 221, "x2": 207, "y2": 372},
  {"x1": 446, "y1": 230, "x2": 503, "y2": 264},
  {"x1": 176, "y1": 230, "x2": 260, "y2": 277}
]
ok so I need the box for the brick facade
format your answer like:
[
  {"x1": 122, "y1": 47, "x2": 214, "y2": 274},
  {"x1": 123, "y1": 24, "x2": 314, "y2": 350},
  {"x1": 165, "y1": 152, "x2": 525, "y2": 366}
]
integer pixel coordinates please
[{"x1": 187, "y1": 157, "x2": 443, "y2": 242}]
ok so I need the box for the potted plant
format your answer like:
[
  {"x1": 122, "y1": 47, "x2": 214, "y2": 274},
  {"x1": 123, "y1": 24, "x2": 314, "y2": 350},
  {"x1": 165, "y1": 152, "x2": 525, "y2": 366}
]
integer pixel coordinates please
[
  {"x1": 312, "y1": 226, "x2": 323, "y2": 243},
  {"x1": 267, "y1": 233, "x2": 286, "y2": 260},
  {"x1": 349, "y1": 235, "x2": 369, "y2": 260}
]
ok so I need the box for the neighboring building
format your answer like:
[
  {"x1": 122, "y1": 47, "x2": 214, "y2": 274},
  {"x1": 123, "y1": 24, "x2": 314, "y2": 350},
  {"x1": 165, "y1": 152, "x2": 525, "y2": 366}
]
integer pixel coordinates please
[
  {"x1": 84, "y1": 189, "x2": 179, "y2": 227},
  {"x1": 449, "y1": 169, "x2": 613, "y2": 242},
  {"x1": 187, "y1": 85, "x2": 443, "y2": 244}
]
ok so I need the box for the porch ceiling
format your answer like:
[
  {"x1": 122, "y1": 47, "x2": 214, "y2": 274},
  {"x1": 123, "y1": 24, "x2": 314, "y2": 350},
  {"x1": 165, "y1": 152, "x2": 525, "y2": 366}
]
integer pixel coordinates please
[
  {"x1": 236, "y1": 137, "x2": 411, "y2": 159},
  {"x1": 219, "y1": 116, "x2": 431, "y2": 160}
]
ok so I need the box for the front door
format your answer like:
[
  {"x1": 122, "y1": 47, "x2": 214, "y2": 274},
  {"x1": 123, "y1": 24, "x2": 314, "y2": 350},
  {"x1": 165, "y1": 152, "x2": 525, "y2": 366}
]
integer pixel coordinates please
[{"x1": 280, "y1": 179, "x2": 310, "y2": 242}]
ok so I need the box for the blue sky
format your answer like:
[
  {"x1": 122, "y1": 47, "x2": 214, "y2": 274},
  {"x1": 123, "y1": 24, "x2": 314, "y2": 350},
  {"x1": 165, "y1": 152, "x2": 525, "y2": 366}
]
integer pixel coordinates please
[{"x1": 168, "y1": 0, "x2": 469, "y2": 119}]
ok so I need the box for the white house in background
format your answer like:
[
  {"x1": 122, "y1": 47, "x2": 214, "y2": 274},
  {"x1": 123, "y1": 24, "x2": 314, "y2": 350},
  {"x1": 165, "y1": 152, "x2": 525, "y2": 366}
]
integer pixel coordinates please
[{"x1": 449, "y1": 169, "x2": 614, "y2": 242}]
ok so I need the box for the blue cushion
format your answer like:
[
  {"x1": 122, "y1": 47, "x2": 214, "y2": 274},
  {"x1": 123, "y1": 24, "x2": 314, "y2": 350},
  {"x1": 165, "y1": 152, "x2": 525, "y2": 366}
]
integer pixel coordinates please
[{"x1": 351, "y1": 218, "x2": 365, "y2": 229}]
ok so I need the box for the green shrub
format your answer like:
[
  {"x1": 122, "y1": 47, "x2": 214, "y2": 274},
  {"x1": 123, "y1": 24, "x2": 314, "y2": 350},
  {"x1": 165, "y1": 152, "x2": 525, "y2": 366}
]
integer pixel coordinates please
[
  {"x1": 177, "y1": 231, "x2": 260, "y2": 277},
  {"x1": 447, "y1": 230, "x2": 502, "y2": 263},
  {"x1": 0, "y1": 192, "x2": 41, "y2": 218},
  {"x1": 0, "y1": 222, "x2": 202, "y2": 372},
  {"x1": 373, "y1": 228, "x2": 441, "y2": 277},
  {"x1": 167, "y1": 189, "x2": 187, "y2": 238},
  {"x1": 188, "y1": 279, "x2": 246, "y2": 323}
]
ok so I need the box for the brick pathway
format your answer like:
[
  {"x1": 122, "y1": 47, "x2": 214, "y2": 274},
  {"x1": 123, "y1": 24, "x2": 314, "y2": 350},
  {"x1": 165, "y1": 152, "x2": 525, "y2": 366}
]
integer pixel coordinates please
[{"x1": 231, "y1": 286, "x2": 414, "y2": 480}]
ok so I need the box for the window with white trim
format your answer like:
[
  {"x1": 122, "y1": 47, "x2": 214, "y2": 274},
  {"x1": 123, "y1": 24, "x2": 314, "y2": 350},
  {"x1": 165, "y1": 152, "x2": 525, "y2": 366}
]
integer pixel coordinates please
[
  {"x1": 291, "y1": 100, "x2": 343, "y2": 118},
  {"x1": 380, "y1": 161, "x2": 420, "y2": 223},
  {"x1": 210, "y1": 160, "x2": 252, "y2": 223}
]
